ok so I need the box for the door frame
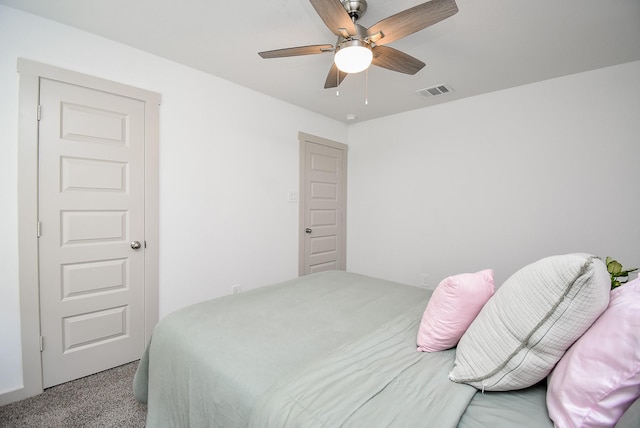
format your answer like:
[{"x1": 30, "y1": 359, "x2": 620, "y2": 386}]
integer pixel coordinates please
[
  {"x1": 298, "y1": 132, "x2": 348, "y2": 276},
  {"x1": 7, "y1": 59, "x2": 160, "y2": 404}
]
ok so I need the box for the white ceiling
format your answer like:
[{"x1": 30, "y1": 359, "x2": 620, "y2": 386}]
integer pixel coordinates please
[{"x1": 2, "y1": 0, "x2": 639, "y2": 123}]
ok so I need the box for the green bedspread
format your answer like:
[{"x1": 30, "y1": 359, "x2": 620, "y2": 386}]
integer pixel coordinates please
[
  {"x1": 248, "y1": 305, "x2": 476, "y2": 427},
  {"x1": 133, "y1": 270, "x2": 553, "y2": 427},
  {"x1": 134, "y1": 271, "x2": 431, "y2": 427}
]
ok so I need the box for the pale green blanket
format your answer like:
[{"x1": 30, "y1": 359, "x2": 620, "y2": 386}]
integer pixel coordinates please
[
  {"x1": 249, "y1": 306, "x2": 476, "y2": 427},
  {"x1": 134, "y1": 271, "x2": 431, "y2": 427},
  {"x1": 133, "y1": 270, "x2": 553, "y2": 427}
]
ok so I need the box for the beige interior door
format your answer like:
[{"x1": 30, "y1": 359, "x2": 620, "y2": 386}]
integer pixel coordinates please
[
  {"x1": 299, "y1": 133, "x2": 347, "y2": 275},
  {"x1": 38, "y1": 78, "x2": 146, "y2": 387}
]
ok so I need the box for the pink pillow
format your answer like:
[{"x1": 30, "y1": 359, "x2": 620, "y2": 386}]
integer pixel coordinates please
[
  {"x1": 416, "y1": 269, "x2": 494, "y2": 352},
  {"x1": 547, "y1": 277, "x2": 640, "y2": 427}
]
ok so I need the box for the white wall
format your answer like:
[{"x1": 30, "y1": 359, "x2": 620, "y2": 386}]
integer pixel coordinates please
[
  {"x1": 0, "y1": 5, "x2": 347, "y2": 396},
  {"x1": 347, "y1": 61, "x2": 640, "y2": 289}
]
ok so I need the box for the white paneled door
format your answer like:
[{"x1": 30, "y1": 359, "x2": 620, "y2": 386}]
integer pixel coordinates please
[
  {"x1": 38, "y1": 78, "x2": 146, "y2": 387},
  {"x1": 299, "y1": 133, "x2": 347, "y2": 275}
]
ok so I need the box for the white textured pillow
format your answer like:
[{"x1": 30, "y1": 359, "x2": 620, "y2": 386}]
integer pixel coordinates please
[{"x1": 449, "y1": 253, "x2": 610, "y2": 391}]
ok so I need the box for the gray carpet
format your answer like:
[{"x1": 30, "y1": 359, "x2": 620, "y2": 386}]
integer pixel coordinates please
[{"x1": 0, "y1": 361, "x2": 146, "y2": 428}]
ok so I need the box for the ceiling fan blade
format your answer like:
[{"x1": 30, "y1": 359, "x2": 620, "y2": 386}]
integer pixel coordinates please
[
  {"x1": 259, "y1": 44, "x2": 334, "y2": 59},
  {"x1": 371, "y1": 45, "x2": 426, "y2": 75},
  {"x1": 309, "y1": 0, "x2": 357, "y2": 37},
  {"x1": 368, "y1": 0, "x2": 458, "y2": 46},
  {"x1": 324, "y1": 63, "x2": 348, "y2": 88}
]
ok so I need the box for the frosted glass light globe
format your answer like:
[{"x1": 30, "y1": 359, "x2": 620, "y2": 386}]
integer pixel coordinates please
[{"x1": 334, "y1": 42, "x2": 373, "y2": 74}]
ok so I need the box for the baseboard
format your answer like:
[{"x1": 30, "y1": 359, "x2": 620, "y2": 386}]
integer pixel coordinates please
[{"x1": 0, "y1": 384, "x2": 42, "y2": 406}]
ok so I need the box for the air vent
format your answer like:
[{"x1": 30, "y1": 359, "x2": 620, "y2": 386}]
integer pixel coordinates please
[{"x1": 417, "y1": 83, "x2": 454, "y2": 98}]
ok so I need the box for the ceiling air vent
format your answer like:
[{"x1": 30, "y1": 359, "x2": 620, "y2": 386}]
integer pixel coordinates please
[{"x1": 417, "y1": 83, "x2": 454, "y2": 98}]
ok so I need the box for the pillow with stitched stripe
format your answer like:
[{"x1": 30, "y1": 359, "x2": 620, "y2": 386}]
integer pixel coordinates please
[{"x1": 448, "y1": 253, "x2": 610, "y2": 391}]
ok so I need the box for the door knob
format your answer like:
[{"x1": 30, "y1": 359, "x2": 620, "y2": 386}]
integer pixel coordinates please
[
  {"x1": 305, "y1": 228, "x2": 312, "y2": 234},
  {"x1": 130, "y1": 241, "x2": 142, "y2": 250}
]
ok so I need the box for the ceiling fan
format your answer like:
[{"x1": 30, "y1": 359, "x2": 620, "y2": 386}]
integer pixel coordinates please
[{"x1": 258, "y1": 0, "x2": 459, "y2": 89}]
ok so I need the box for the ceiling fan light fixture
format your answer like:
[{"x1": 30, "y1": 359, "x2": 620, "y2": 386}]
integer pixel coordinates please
[{"x1": 334, "y1": 40, "x2": 372, "y2": 74}]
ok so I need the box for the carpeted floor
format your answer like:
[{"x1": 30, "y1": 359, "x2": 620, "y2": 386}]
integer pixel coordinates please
[{"x1": 0, "y1": 361, "x2": 146, "y2": 428}]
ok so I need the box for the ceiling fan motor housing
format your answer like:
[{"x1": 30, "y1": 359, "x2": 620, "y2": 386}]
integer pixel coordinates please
[{"x1": 337, "y1": 23, "x2": 369, "y2": 43}]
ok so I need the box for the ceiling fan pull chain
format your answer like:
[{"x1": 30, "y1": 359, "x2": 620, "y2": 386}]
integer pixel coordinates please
[
  {"x1": 336, "y1": 66, "x2": 340, "y2": 97},
  {"x1": 364, "y1": 68, "x2": 369, "y2": 105}
]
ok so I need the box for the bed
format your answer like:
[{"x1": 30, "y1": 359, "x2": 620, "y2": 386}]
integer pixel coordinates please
[{"x1": 134, "y1": 257, "x2": 640, "y2": 427}]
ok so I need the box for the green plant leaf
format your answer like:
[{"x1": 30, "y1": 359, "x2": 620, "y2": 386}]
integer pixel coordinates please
[
  {"x1": 605, "y1": 257, "x2": 638, "y2": 289},
  {"x1": 609, "y1": 261, "x2": 623, "y2": 275}
]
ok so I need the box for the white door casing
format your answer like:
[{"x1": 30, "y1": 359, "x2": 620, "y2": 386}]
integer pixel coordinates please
[
  {"x1": 298, "y1": 132, "x2": 347, "y2": 276},
  {"x1": 5, "y1": 59, "x2": 160, "y2": 405},
  {"x1": 38, "y1": 78, "x2": 146, "y2": 387}
]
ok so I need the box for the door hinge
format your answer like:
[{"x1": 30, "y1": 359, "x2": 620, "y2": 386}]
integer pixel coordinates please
[
  {"x1": 39, "y1": 336, "x2": 44, "y2": 352},
  {"x1": 37, "y1": 105, "x2": 41, "y2": 121},
  {"x1": 37, "y1": 221, "x2": 41, "y2": 238}
]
